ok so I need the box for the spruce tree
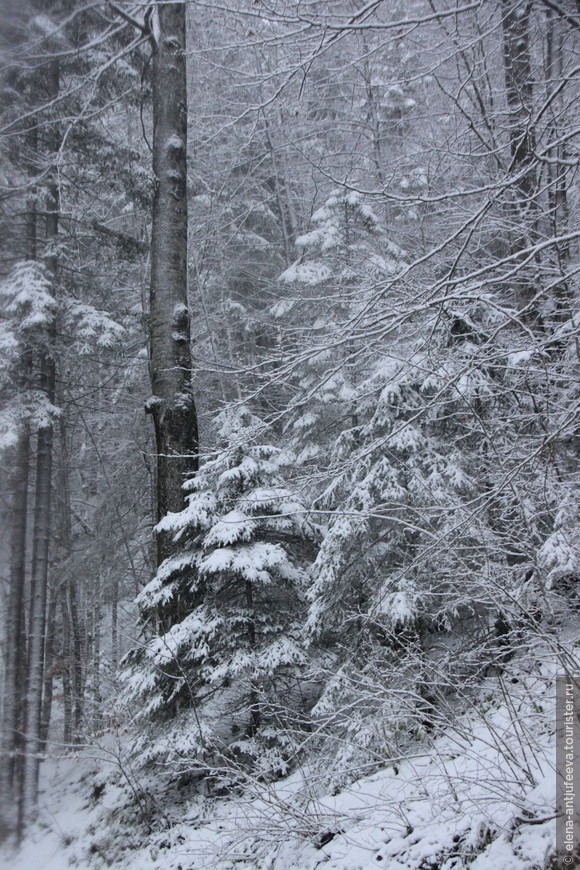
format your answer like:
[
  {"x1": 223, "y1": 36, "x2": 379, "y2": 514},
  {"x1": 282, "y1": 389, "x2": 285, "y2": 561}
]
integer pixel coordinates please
[{"x1": 123, "y1": 407, "x2": 319, "y2": 783}]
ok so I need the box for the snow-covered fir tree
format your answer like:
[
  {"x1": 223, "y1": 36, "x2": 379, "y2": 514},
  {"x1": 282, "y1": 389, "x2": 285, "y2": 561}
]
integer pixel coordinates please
[
  {"x1": 274, "y1": 188, "x2": 407, "y2": 471},
  {"x1": 302, "y1": 288, "x2": 572, "y2": 784},
  {"x1": 0, "y1": 262, "x2": 57, "y2": 447},
  {"x1": 122, "y1": 406, "x2": 319, "y2": 782}
]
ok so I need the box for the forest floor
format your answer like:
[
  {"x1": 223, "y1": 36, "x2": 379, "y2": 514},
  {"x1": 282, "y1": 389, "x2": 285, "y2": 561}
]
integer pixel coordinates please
[{"x1": 0, "y1": 651, "x2": 562, "y2": 870}]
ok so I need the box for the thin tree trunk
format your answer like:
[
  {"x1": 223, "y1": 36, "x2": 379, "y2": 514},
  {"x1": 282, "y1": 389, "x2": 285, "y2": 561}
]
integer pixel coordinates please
[
  {"x1": 40, "y1": 589, "x2": 57, "y2": 751},
  {"x1": 92, "y1": 573, "x2": 102, "y2": 733},
  {"x1": 544, "y1": 10, "x2": 571, "y2": 311},
  {"x1": 146, "y1": 0, "x2": 198, "y2": 573},
  {"x1": 61, "y1": 592, "x2": 72, "y2": 746},
  {"x1": 501, "y1": 0, "x2": 540, "y2": 318},
  {"x1": 54, "y1": 410, "x2": 85, "y2": 744},
  {"x1": 263, "y1": 116, "x2": 294, "y2": 268},
  {"x1": 245, "y1": 580, "x2": 259, "y2": 737},
  {"x1": 67, "y1": 579, "x2": 83, "y2": 744},
  {"x1": 111, "y1": 571, "x2": 119, "y2": 673}
]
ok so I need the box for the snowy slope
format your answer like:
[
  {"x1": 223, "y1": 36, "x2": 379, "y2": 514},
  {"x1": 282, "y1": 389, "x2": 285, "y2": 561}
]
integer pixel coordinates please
[{"x1": 1, "y1": 657, "x2": 559, "y2": 870}]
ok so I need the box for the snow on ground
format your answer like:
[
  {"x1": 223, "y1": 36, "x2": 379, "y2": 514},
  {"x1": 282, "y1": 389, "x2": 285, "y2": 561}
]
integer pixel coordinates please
[
  {"x1": 0, "y1": 752, "x2": 104, "y2": 870},
  {"x1": 1, "y1": 659, "x2": 559, "y2": 870}
]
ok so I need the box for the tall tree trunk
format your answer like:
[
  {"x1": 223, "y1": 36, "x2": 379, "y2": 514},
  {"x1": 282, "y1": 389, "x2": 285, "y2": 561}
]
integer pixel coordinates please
[
  {"x1": 67, "y1": 578, "x2": 84, "y2": 744},
  {"x1": 54, "y1": 410, "x2": 85, "y2": 743},
  {"x1": 40, "y1": 590, "x2": 57, "y2": 751},
  {"x1": 245, "y1": 580, "x2": 259, "y2": 738},
  {"x1": 0, "y1": 424, "x2": 31, "y2": 839},
  {"x1": 111, "y1": 571, "x2": 119, "y2": 672},
  {"x1": 61, "y1": 592, "x2": 73, "y2": 746},
  {"x1": 544, "y1": 9, "x2": 571, "y2": 312},
  {"x1": 501, "y1": 0, "x2": 540, "y2": 318},
  {"x1": 92, "y1": 572, "x2": 102, "y2": 734},
  {"x1": 20, "y1": 397, "x2": 54, "y2": 830},
  {"x1": 0, "y1": 124, "x2": 37, "y2": 840},
  {"x1": 146, "y1": 0, "x2": 198, "y2": 572},
  {"x1": 19, "y1": 56, "x2": 59, "y2": 832}
]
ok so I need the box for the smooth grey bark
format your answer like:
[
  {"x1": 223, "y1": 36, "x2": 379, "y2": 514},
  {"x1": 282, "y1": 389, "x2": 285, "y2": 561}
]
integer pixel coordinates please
[{"x1": 146, "y1": 0, "x2": 198, "y2": 572}]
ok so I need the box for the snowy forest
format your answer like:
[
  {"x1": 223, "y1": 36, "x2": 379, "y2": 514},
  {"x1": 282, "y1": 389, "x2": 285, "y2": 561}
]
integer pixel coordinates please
[{"x1": 0, "y1": 0, "x2": 579, "y2": 867}]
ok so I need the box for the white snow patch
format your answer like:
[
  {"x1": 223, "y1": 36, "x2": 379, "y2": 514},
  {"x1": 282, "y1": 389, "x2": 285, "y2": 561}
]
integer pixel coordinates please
[{"x1": 279, "y1": 261, "x2": 332, "y2": 285}]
